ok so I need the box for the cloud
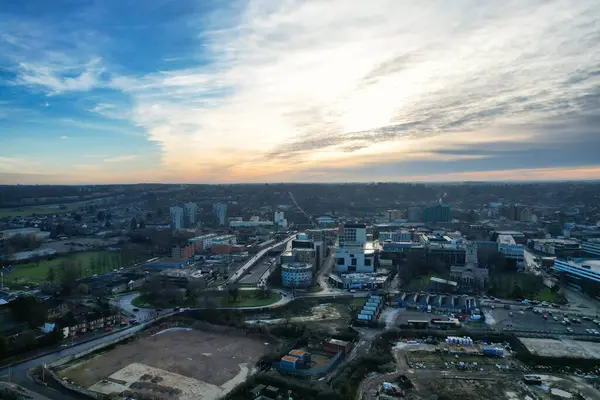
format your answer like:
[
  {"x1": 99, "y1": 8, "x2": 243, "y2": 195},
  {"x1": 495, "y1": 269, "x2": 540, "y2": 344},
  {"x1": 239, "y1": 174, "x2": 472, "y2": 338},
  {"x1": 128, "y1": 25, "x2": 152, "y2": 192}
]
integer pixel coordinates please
[
  {"x1": 103, "y1": 155, "x2": 138, "y2": 163},
  {"x1": 16, "y1": 58, "x2": 106, "y2": 94},
  {"x1": 98, "y1": 0, "x2": 599, "y2": 181},
  {"x1": 2, "y1": 0, "x2": 600, "y2": 183},
  {"x1": 60, "y1": 135, "x2": 68, "y2": 139}
]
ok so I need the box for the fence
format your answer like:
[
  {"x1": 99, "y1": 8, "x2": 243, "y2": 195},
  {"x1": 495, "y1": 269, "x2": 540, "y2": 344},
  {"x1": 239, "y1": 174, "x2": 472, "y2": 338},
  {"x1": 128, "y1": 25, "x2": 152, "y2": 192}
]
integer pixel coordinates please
[
  {"x1": 276, "y1": 351, "x2": 342, "y2": 376},
  {"x1": 45, "y1": 367, "x2": 105, "y2": 399}
]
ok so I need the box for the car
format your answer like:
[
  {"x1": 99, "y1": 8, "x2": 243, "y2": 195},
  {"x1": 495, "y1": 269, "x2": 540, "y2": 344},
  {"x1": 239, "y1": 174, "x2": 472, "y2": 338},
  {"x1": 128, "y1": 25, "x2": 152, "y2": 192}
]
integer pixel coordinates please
[
  {"x1": 582, "y1": 316, "x2": 592, "y2": 321},
  {"x1": 593, "y1": 320, "x2": 599, "y2": 325},
  {"x1": 491, "y1": 305, "x2": 495, "y2": 309},
  {"x1": 526, "y1": 306, "x2": 534, "y2": 310},
  {"x1": 519, "y1": 311, "x2": 525, "y2": 315},
  {"x1": 566, "y1": 327, "x2": 573, "y2": 333},
  {"x1": 509, "y1": 312, "x2": 513, "y2": 317},
  {"x1": 521, "y1": 299, "x2": 530, "y2": 304},
  {"x1": 586, "y1": 329, "x2": 592, "y2": 334},
  {"x1": 132, "y1": 308, "x2": 139, "y2": 312},
  {"x1": 543, "y1": 315, "x2": 548, "y2": 320},
  {"x1": 553, "y1": 316, "x2": 558, "y2": 321},
  {"x1": 156, "y1": 308, "x2": 163, "y2": 312}
]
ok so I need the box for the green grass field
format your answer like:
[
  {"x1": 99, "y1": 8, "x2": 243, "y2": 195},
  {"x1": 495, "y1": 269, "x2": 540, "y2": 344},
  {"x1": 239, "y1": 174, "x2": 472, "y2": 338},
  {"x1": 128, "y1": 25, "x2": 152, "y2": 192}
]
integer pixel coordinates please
[
  {"x1": 215, "y1": 291, "x2": 282, "y2": 307},
  {"x1": 5, "y1": 251, "x2": 121, "y2": 288},
  {"x1": 0, "y1": 204, "x2": 83, "y2": 218},
  {"x1": 131, "y1": 290, "x2": 282, "y2": 309}
]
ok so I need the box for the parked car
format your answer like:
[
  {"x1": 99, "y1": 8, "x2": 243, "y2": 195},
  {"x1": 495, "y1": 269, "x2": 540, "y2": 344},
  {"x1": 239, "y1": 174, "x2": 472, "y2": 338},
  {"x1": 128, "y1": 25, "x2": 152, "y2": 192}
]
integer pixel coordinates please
[
  {"x1": 566, "y1": 327, "x2": 573, "y2": 333},
  {"x1": 132, "y1": 308, "x2": 139, "y2": 312}
]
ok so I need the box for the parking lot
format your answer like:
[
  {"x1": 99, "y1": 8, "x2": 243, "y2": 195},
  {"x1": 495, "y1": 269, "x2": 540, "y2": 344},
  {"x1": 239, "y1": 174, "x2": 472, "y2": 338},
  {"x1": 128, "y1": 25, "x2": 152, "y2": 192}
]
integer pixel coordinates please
[{"x1": 488, "y1": 306, "x2": 600, "y2": 335}]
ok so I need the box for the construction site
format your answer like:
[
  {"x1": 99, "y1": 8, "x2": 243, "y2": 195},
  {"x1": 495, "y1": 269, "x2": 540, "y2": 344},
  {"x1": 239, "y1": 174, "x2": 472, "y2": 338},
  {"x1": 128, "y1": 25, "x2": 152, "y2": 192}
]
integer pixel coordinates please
[
  {"x1": 54, "y1": 325, "x2": 275, "y2": 400},
  {"x1": 358, "y1": 335, "x2": 600, "y2": 400}
]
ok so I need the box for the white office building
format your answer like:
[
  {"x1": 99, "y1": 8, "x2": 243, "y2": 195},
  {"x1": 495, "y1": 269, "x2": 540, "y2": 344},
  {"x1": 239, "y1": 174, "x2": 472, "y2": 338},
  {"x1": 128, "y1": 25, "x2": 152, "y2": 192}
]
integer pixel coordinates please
[
  {"x1": 170, "y1": 206, "x2": 184, "y2": 230},
  {"x1": 553, "y1": 258, "x2": 600, "y2": 284},
  {"x1": 335, "y1": 224, "x2": 376, "y2": 273},
  {"x1": 497, "y1": 234, "x2": 524, "y2": 264},
  {"x1": 338, "y1": 224, "x2": 367, "y2": 248},
  {"x1": 582, "y1": 239, "x2": 600, "y2": 257},
  {"x1": 274, "y1": 211, "x2": 287, "y2": 228},
  {"x1": 281, "y1": 262, "x2": 313, "y2": 288},
  {"x1": 213, "y1": 203, "x2": 227, "y2": 226},
  {"x1": 183, "y1": 202, "x2": 198, "y2": 225},
  {"x1": 379, "y1": 230, "x2": 412, "y2": 242}
]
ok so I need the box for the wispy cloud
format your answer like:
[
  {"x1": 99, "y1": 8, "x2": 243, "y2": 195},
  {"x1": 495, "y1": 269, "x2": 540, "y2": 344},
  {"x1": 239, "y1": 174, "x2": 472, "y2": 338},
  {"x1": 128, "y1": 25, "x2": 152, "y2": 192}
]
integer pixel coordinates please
[
  {"x1": 103, "y1": 155, "x2": 137, "y2": 163},
  {"x1": 60, "y1": 135, "x2": 68, "y2": 139},
  {"x1": 102, "y1": 0, "x2": 600, "y2": 181}
]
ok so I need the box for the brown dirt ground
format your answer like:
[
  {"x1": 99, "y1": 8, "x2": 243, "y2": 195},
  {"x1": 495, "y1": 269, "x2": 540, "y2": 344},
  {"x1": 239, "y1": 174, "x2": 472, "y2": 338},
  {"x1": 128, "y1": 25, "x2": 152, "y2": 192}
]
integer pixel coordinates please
[{"x1": 60, "y1": 328, "x2": 275, "y2": 388}]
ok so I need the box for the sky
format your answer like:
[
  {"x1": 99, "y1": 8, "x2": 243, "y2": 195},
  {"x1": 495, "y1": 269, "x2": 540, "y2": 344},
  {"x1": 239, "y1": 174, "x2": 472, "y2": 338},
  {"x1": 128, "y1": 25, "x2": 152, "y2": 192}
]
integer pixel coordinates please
[{"x1": 1, "y1": 0, "x2": 599, "y2": 184}]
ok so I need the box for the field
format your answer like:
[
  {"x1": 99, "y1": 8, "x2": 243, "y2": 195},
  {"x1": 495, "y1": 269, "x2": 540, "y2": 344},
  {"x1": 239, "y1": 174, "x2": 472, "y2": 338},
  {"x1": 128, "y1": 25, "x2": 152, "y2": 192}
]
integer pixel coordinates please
[
  {"x1": 215, "y1": 290, "x2": 282, "y2": 307},
  {"x1": 59, "y1": 327, "x2": 274, "y2": 400},
  {"x1": 0, "y1": 203, "x2": 82, "y2": 218},
  {"x1": 5, "y1": 251, "x2": 120, "y2": 287},
  {"x1": 519, "y1": 338, "x2": 600, "y2": 359}
]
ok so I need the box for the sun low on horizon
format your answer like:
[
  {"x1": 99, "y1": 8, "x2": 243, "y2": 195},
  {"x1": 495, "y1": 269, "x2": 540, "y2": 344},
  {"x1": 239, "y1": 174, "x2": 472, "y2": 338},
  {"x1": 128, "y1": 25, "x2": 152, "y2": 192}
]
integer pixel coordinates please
[{"x1": 1, "y1": 0, "x2": 599, "y2": 184}]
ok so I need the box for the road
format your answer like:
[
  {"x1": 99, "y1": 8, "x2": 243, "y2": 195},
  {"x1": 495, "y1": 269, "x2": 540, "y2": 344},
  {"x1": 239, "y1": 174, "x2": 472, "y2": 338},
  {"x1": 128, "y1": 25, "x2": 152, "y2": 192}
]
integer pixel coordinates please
[
  {"x1": 227, "y1": 235, "x2": 295, "y2": 284},
  {"x1": 317, "y1": 247, "x2": 335, "y2": 294}
]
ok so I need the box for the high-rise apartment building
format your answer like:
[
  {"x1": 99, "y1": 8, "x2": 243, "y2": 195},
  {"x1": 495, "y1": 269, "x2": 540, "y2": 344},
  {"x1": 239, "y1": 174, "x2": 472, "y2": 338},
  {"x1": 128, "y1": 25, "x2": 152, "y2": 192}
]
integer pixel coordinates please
[
  {"x1": 422, "y1": 204, "x2": 451, "y2": 222},
  {"x1": 407, "y1": 206, "x2": 422, "y2": 222},
  {"x1": 183, "y1": 202, "x2": 198, "y2": 225},
  {"x1": 213, "y1": 203, "x2": 227, "y2": 226},
  {"x1": 170, "y1": 206, "x2": 184, "y2": 230}
]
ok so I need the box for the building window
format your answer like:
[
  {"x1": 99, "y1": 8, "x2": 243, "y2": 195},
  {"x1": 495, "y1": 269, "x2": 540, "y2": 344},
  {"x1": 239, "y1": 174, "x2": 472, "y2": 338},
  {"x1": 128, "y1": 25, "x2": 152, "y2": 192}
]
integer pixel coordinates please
[
  {"x1": 337, "y1": 258, "x2": 344, "y2": 265},
  {"x1": 365, "y1": 258, "x2": 371, "y2": 266},
  {"x1": 351, "y1": 258, "x2": 357, "y2": 266}
]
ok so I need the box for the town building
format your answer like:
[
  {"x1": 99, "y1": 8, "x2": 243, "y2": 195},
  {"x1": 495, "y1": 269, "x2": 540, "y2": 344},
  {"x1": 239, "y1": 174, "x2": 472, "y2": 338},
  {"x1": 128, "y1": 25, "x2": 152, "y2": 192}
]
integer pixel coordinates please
[
  {"x1": 170, "y1": 206, "x2": 184, "y2": 230},
  {"x1": 281, "y1": 262, "x2": 313, "y2": 288},
  {"x1": 171, "y1": 243, "x2": 194, "y2": 260},
  {"x1": 183, "y1": 202, "x2": 198, "y2": 225},
  {"x1": 407, "y1": 206, "x2": 421, "y2": 222},
  {"x1": 274, "y1": 211, "x2": 287, "y2": 228},
  {"x1": 379, "y1": 230, "x2": 412, "y2": 242},
  {"x1": 315, "y1": 216, "x2": 336, "y2": 226},
  {"x1": 143, "y1": 257, "x2": 191, "y2": 269},
  {"x1": 531, "y1": 238, "x2": 581, "y2": 258},
  {"x1": 188, "y1": 233, "x2": 218, "y2": 252},
  {"x1": 553, "y1": 258, "x2": 600, "y2": 289},
  {"x1": 386, "y1": 209, "x2": 403, "y2": 222},
  {"x1": 582, "y1": 238, "x2": 600, "y2": 257},
  {"x1": 213, "y1": 203, "x2": 227, "y2": 226},
  {"x1": 335, "y1": 223, "x2": 377, "y2": 273},
  {"x1": 0, "y1": 227, "x2": 51, "y2": 242},
  {"x1": 159, "y1": 268, "x2": 211, "y2": 287},
  {"x1": 229, "y1": 220, "x2": 273, "y2": 228},
  {"x1": 328, "y1": 273, "x2": 388, "y2": 290},
  {"x1": 450, "y1": 243, "x2": 488, "y2": 288},
  {"x1": 497, "y1": 234, "x2": 524, "y2": 265},
  {"x1": 422, "y1": 204, "x2": 451, "y2": 222},
  {"x1": 420, "y1": 233, "x2": 466, "y2": 267},
  {"x1": 211, "y1": 234, "x2": 237, "y2": 246}
]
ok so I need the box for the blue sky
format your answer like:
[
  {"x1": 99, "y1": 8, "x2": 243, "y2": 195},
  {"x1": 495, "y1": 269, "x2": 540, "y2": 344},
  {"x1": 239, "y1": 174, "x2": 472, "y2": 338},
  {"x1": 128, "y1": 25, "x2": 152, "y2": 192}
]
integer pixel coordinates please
[{"x1": 1, "y1": 0, "x2": 600, "y2": 184}]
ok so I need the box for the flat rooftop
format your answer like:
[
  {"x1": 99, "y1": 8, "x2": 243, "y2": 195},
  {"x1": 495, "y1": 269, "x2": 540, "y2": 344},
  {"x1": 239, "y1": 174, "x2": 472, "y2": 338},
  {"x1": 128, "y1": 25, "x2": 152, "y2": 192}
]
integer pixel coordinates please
[{"x1": 497, "y1": 234, "x2": 516, "y2": 245}]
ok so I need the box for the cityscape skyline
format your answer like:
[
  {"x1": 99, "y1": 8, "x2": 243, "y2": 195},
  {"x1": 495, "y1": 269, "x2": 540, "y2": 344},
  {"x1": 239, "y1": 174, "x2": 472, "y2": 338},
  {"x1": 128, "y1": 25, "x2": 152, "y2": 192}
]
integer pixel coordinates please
[{"x1": 1, "y1": 0, "x2": 600, "y2": 184}]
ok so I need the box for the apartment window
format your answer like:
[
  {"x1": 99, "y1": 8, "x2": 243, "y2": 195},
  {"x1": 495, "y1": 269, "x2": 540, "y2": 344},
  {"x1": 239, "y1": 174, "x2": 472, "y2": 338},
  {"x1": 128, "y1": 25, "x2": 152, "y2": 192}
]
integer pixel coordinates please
[
  {"x1": 337, "y1": 258, "x2": 345, "y2": 265},
  {"x1": 365, "y1": 258, "x2": 372, "y2": 266},
  {"x1": 351, "y1": 258, "x2": 357, "y2": 266}
]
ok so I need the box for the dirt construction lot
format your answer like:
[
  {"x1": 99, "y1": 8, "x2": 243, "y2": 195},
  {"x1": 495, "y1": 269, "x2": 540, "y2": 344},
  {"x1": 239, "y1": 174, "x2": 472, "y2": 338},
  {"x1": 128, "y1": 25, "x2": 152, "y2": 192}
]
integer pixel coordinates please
[{"x1": 60, "y1": 328, "x2": 274, "y2": 398}]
